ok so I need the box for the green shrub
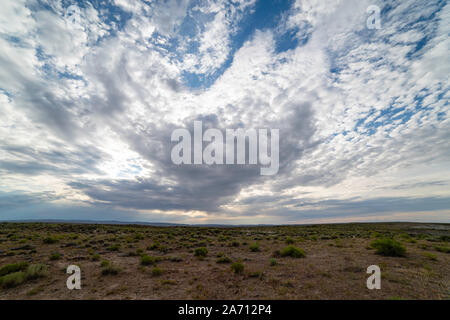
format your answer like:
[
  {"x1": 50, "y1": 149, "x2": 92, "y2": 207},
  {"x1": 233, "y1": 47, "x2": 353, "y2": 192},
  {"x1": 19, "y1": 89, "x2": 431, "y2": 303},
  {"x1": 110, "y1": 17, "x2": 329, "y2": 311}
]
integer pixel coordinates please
[
  {"x1": 270, "y1": 258, "x2": 277, "y2": 266},
  {"x1": 127, "y1": 250, "x2": 139, "y2": 256},
  {"x1": 101, "y1": 266, "x2": 120, "y2": 275},
  {"x1": 169, "y1": 256, "x2": 183, "y2": 262},
  {"x1": 107, "y1": 244, "x2": 120, "y2": 251},
  {"x1": 434, "y1": 246, "x2": 450, "y2": 253},
  {"x1": 101, "y1": 261, "x2": 120, "y2": 275},
  {"x1": 134, "y1": 234, "x2": 144, "y2": 240},
  {"x1": 0, "y1": 272, "x2": 26, "y2": 288},
  {"x1": 147, "y1": 242, "x2": 160, "y2": 250},
  {"x1": 280, "y1": 246, "x2": 306, "y2": 258},
  {"x1": 43, "y1": 236, "x2": 58, "y2": 244},
  {"x1": 194, "y1": 247, "x2": 208, "y2": 257},
  {"x1": 423, "y1": 252, "x2": 437, "y2": 261},
  {"x1": 91, "y1": 253, "x2": 100, "y2": 261},
  {"x1": 100, "y1": 260, "x2": 111, "y2": 267},
  {"x1": 151, "y1": 267, "x2": 163, "y2": 276},
  {"x1": 0, "y1": 262, "x2": 29, "y2": 277},
  {"x1": 231, "y1": 262, "x2": 244, "y2": 274},
  {"x1": 27, "y1": 286, "x2": 44, "y2": 296},
  {"x1": 285, "y1": 237, "x2": 295, "y2": 244},
  {"x1": 49, "y1": 253, "x2": 61, "y2": 261},
  {"x1": 25, "y1": 264, "x2": 47, "y2": 280},
  {"x1": 249, "y1": 243, "x2": 260, "y2": 252},
  {"x1": 0, "y1": 264, "x2": 47, "y2": 288},
  {"x1": 141, "y1": 254, "x2": 156, "y2": 266},
  {"x1": 216, "y1": 256, "x2": 232, "y2": 264},
  {"x1": 231, "y1": 241, "x2": 240, "y2": 247},
  {"x1": 158, "y1": 245, "x2": 169, "y2": 253},
  {"x1": 248, "y1": 271, "x2": 263, "y2": 279},
  {"x1": 370, "y1": 239, "x2": 406, "y2": 257}
]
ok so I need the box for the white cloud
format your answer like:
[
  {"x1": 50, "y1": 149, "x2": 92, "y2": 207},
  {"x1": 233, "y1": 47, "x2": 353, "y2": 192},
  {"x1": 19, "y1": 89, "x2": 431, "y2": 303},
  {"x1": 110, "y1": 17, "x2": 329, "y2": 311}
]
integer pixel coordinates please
[{"x1": 0, "y1": 0, "x2": 449, "y2": 223}]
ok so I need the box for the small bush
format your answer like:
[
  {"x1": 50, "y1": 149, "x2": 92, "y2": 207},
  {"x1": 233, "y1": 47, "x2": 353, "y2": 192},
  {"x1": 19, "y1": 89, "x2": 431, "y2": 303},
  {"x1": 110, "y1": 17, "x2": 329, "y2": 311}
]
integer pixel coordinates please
[
  {"x1": 134, "y1": 234, "x2": 144, "y2": 240},
  {"x1": 43, "y1": 236, "x2": 58, "y2": 244},
  {"x1": 0, "y1": 272, "x2": 26, "y2": 288},
  {"x1": 151, "y1": 267, "x2": 163, "y2": 277},
  {"x1": 194, "y1": 247, "x2": 208, "y2": 257},
  {"x1": 270, "y1": 258, "x2": 277, "y2": 266},
  {"x1": 157, "y1": 245, "x2": 169, "y2": 253},
  {"x1": 280, "y1": 246, "x2": 306, "y2": 258},
  {"x1": 423, "y1": 252, "x2": 437, "y2": 261},
  {"x1": 101, "y1": 261, "x2": 120, "y2": 275},
  {"x1": 216, "y1": 256, "x2": 232, "y2": 264},
  {"x1": 107, "y1": 244, "x2": 120, "y2": 251},
  {"x1": 25, "y1": 264, "x2": 48, "y2": 280},
  {"x1": 49, "y1": 253, "x2": 61, "y2": 261},
  {"x1": 231, "y1": 241, "x2": 240, "y2": 247},
  {"x1": 0, "y1": 263, "x2": 47, "y2": 288},
  {"x1": 100, "y1": 260, "x2": 111, "y2": 267},
  {"x1": 91, "y1": 253, "x2": 100, "y2": 261},
  {"x1": 164, "y1": 256, "x2": 181, "y2": 262},
  {"x1": 147, "y1": 243, "x2": 159, "y2": 250},
  {"x1": 27, "y1": 286, "x2": 44, "y2": 296},
  {"x1": 127, "y1": 250, "x2": 139, "y2": 257},
  {"x1": 434, "y1": 246, "x2": 450, "y2": 253},
  {"x1": 285, "y1": 237, "x2": 295, "y2": 244},
  {"x1": 370, "y1": 239, "x2": 406, "y2": 257},
  {"x1": 0, "y1": 262, "x2": 29, "y2": 277},
  {"x1": 248, "y1": 271, "x2": 263, "y2": 279},
  {"x1": 141, "y1": 254, "x2": 156, "y2": 266},
  {"x1": 231, "y1": 262, "x2": 244, "y2": 274},
  {"x1": 101, "y1": 266, "x2": 120, "y2": 276},
  {"x1": 249, "y1": 243, "x2": 260, "y2": 252}
]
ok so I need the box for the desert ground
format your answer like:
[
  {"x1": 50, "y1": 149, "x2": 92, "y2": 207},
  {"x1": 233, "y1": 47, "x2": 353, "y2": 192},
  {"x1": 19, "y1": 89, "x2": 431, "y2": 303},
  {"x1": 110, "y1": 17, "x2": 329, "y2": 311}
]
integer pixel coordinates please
[{"x1": 0, "y1": 222, "x2": 448, "y2": 300}]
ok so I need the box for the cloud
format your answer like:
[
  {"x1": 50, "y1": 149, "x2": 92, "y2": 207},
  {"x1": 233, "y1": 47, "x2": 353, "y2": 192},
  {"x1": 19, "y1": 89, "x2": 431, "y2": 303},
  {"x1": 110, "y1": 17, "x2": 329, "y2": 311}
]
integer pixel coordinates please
[{"x1": 0, "y1": 0, "x2": 449, "y2": 224}]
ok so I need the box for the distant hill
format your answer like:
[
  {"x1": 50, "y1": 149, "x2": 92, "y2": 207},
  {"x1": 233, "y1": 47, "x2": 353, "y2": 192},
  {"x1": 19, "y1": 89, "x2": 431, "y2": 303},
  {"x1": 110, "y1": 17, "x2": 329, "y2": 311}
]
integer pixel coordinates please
[{"x1": 0, "y1": 218, "x2": 278, "y2": 228}]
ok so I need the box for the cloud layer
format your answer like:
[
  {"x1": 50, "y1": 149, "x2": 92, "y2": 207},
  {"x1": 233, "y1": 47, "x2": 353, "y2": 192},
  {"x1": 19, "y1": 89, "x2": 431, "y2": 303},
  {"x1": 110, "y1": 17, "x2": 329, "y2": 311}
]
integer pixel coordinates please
[{"x1": 0, "y1": 0, "x2": 449, "y2": 224}]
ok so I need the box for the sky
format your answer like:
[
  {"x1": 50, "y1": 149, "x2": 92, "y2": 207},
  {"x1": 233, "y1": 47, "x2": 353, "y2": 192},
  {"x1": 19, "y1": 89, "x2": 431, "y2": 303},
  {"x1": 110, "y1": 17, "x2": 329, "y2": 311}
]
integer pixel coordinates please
[{"x1": 0, "y1": 0, "x2": 449, "y2": 225}]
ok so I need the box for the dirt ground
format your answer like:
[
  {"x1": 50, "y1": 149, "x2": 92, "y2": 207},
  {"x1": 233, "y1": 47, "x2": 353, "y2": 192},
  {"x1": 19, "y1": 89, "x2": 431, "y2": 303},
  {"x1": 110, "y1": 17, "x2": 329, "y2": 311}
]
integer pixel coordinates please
[{"x1": 0, "y1": 222, "x2": 449, "y2": 299}]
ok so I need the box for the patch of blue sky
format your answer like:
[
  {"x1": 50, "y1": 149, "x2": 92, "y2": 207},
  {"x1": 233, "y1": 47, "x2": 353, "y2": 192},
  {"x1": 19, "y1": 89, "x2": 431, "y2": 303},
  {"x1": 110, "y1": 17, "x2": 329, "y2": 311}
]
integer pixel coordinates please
[
  {"x1": 437, "y1": 112, "x2": 446, "y2": 121},
  {"x1": 1, "y1": 35, "x2": 22, "y2": 45},
  {"x1": 333, "y1": 1, "x2": 444, "y2": 77},
  {"x1": 180, "y1": 0, "x2": 300, "y2": 89},
  {"x1": 403, "y1": 6, "x2": 444, "y2": 60},
  {"x1": 275, "y1": 26, "x2": 302, "y2": 52},
  {"x1": 383, "y1": 0, "x2": 444, "y2": 59},
  {"x1": 353, "y1": 90, "x2": 444, "y2": 136},
  {"x1": 0, "y1": 88, "x2": 13, "y2": 100},
  {"x1": 118, "y1": 164, "x2": 142, "y2": 178},
  {"x1": 33, "y1": 0, "x2": 132, "y2": 36},
  {"x1": 34, "y1": 46, "x2": 86, "y2": 83}
]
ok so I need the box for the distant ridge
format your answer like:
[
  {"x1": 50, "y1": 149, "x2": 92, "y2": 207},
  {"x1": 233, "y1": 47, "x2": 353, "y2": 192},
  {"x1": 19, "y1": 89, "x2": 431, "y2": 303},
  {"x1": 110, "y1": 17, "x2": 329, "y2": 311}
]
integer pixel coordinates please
[
  {"x1": 0, "y1": 219, "x2": 447, "y2": 228},
  {"x1": 0, "y1": 218, "x2": 278, "y2": 228}
]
